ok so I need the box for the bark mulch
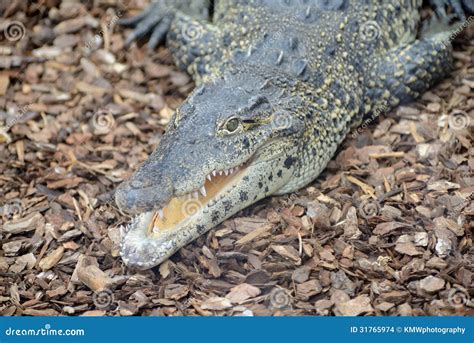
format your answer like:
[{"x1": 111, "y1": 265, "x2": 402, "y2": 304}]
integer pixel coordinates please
[{"x1": 0, "y1": 1, "x2": 473, "y2": 316}]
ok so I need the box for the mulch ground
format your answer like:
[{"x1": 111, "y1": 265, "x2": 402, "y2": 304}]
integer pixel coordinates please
[{"x1": 0, "y1": 1, "x2": 473, "y2": 316}]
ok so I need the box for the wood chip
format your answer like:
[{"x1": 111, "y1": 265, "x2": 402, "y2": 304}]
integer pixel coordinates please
[
  {"x1": 0, "y1": 75, "x2": 10, "y2": 95},
  {"x1": 236, "y1": 224, "x2": 272, "y2": 245},
  {"x1": 368, "y1": 151, "x2": 405, "y2": 159},
  {"x1": 164, "y1": 284, "x2": 189, "y2": 300},
  {"x1": 418, "y1": 276, "x2": 445, "y2": 293},
  {"x1": 2, "y1": 213, "x2": 43, "y2": 234},
  {"x1": 346, "y1": 176, "x2": 376, "y2": 196},
  {"x1": 38, "y1": 246, "x2": 64, "y2": 271},
  {"x1": 201, "y1": 297, "x2": 233, "y2": 311},
  {"x1": 296, "y1": 280, "x2": 322, "y2": 300},
  {"x1": 75, "y1": 256, "x2": 113, "y2": 292},
  {"x1": 226, "y1": 284, "x2": 261, "y2": 304},
  {"x1": 395, "y1": 242, "x2": 423, "y2": 256},
  {"x1": 271, "y1": 245, "x2": 301, "y2": 265},
  {"x1": 335, "y1": 295, "x2": 374, "y2": 316}
]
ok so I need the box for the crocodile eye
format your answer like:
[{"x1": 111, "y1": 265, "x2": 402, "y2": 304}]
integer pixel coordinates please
[{"x1": 223, "y1": 117, "x2": 242, "y2": 134}]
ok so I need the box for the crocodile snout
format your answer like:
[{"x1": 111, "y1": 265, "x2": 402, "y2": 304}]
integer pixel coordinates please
[
  {"x1": 115, "y1": 175, "x2": 174, "y2": 215},
  {"x1": 115, "y1": 183, "x2": 143, "y2": 213}
]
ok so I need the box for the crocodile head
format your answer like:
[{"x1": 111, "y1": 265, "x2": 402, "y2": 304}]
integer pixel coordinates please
[{"x1": 115, "y1": 69, "x2": 306, "y2": 269}]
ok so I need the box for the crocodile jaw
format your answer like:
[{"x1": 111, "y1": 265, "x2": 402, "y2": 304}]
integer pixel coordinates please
[
  {"x1": 119, "y1": 160, "x2": 282, "y2": 270},
  {"x1": 120, "y1": 211, "x2": 198, "y2": 270}
]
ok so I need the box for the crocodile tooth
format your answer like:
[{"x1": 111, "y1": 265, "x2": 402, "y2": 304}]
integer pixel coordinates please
[
  {"x1": 158, "y1": 209, "x2": 164, "y2": 218},
  {"x1": 153, "y1": 227, "x2": 160, "y2": 233},
  {"x1": 212, "y1": 171, "x2": 217, "y2": 177},
  {"x1": 193, "y1": 191, "x2": 199, "y2": 199},
  {"x1": 207, "y1": 174, "x2": 212, "y2": 181},
  {"x1": 200, "y1": 186, "x2": 207, "y2": 197},
  {"x1": 224, "y1": 169, "x2": 229, "y2": 176},
  {"x1": 219, "y1": 170, "x2": 223, "y2": 176}
]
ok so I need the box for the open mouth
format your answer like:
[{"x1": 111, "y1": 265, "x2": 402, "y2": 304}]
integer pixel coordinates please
[
  {"x1": 146, "y1": 161, "x2": 249, "y2": 234},
  {"x1": 119, "y1": 158, "x2": 256, "y2": 269}
]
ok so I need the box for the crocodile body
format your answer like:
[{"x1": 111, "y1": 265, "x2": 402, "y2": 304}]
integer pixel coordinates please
[{"x1": 115, "y1": 0, "x2": 469, "y2": 269}]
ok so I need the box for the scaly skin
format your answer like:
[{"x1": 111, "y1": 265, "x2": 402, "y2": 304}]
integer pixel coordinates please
[{"x1": 115, "y1": 0, "x2": 462, "y2": 270}]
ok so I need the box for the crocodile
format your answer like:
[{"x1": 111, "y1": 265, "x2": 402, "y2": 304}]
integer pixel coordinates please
[{"x1": 114, "y1": 0, "x2": 472, "y2": 270}]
